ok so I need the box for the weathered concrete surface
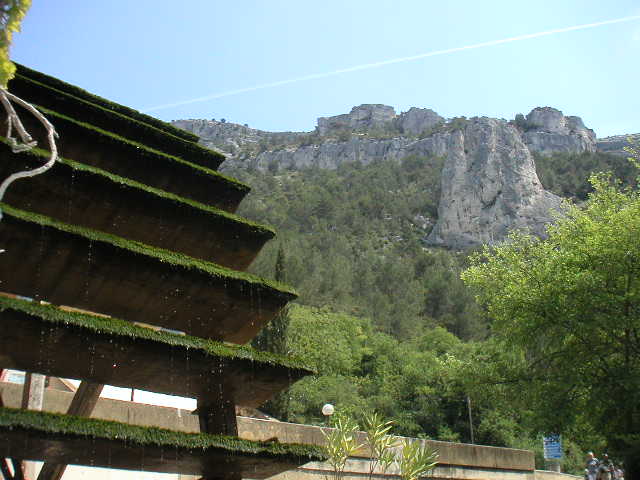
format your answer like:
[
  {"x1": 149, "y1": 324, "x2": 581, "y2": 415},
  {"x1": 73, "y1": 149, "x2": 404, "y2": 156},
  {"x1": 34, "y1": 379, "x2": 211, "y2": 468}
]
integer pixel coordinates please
[
  {"x1": 1, "y1": 382, "x2": 535, "y2": 479},
  {"x1": 0, "y1": 418, "x2": 303, "y2": 479},
  {"x1": 0, "y1": 144, "x2": 273, "y2": 269},
  {"x1": 534, "y1": 471, "x2": 581, "y2": 480},
  {"x1": 2, "y1": 109, "x2": 245, "y2": 212},
  {"x1": 0, "y1": 213, "x2": 292, "y2": 344},
  {"x1": 0, "y1": 309, "x2": 308, "y2": 408}
]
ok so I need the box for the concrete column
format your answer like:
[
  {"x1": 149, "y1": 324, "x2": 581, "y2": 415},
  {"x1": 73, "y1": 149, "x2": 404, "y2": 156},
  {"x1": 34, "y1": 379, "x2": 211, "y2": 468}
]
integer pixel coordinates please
[
  {"x1": 197, "y1": 384, "x2": 240, "y2": 480},
  {"x1": 21, "y1": 373, "x2": 45, "y2": 479},
  {"x1": 197, "y1": 389, "x2": 238, "y2": 437}
]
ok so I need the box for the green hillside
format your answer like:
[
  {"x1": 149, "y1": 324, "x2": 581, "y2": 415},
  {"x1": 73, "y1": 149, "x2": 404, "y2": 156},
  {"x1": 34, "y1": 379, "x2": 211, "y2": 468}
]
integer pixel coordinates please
[{"x1": 223, "y1": 150, "x2": 635, "y2": 470}]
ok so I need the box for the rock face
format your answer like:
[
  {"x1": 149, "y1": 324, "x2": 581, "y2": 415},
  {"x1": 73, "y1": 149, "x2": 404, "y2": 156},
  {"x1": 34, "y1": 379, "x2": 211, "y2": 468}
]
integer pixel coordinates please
[
  {"x1": 396, "y1": 107, "x2": 444, "y2": 135},
  {"x1": 173, "y1": 104, "x2": 611, "y2": 248},
  {"x1": 317, "y1": 104, "x2": 395, "y2": 135},
  {"x1": 522, "y1": 107, "x2": 596, "y2": 155},
  {"x1": 596, "y1": 133, "x2": 640, "y2": 157},
  {"x1": 426, "y1": 118, "x2": 563, "y2": 248},
  {"x1": 171, "y1": 119, "x2": 306, "y2": 156},
  {"x1": 250, "y1": 134, "x2": 450, "y2": 170}
]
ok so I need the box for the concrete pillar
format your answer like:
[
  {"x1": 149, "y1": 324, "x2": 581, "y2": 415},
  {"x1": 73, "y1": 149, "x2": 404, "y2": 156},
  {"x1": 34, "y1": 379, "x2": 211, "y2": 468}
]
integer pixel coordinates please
[{"x1": 21, "y1": 373, "x2": 45, "y2": 479}]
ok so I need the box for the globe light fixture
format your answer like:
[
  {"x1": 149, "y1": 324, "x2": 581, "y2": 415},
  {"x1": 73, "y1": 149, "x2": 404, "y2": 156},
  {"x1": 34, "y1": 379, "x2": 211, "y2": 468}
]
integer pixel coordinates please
[{"x1": 322, "y1": 403, "x2": 335, "y2": 416}]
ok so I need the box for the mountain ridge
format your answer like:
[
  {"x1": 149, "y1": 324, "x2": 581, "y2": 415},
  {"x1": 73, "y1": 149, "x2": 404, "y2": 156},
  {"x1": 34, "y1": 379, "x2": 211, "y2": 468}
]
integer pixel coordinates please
[{"x1": 173, "y1": 105, "x2": 636, "y2": 248}]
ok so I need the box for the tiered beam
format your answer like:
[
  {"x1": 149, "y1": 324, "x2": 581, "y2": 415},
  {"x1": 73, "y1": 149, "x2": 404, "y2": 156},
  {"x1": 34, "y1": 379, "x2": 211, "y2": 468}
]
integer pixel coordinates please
[
  {"x1": 2, "y1": 105, "x2": 247, "y2": 212},
  {"x1": 0, "y1": 141, "x2": 274, "y2": 269},
  {"x1": 0, "y1": 296, "x2": 311, "y2": 407},
  {"x1": 0, "y1": 206, "x2": 294, "y2": 343},
  {"x1": 11, "y1": 71, "x2": 225, "y2": 169},
  {"x1": 0, "y1": 64, "x2": 315, "y2": 480},
  {"x1": 14, "y1": 64, "x2": 200, "y2": 143},
  {"x1": 0, "y1": 407, "x2": 324, "y2": 478}
]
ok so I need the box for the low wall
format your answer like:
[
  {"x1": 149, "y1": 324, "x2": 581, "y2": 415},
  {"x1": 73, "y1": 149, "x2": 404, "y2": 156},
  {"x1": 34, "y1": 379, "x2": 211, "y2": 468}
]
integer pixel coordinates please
[
  {"x1": 534, "y1": 471, "x2": 582, "y2": 480},
  {"x1": 1, "y1": 382, "x2": 537, "y2": 480}
]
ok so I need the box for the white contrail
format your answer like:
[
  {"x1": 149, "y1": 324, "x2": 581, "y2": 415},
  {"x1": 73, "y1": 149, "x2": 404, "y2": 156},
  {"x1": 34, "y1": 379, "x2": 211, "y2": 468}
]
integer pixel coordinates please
[{"x1": 143, "y1": 15, "x2": 640, "y2": 113}]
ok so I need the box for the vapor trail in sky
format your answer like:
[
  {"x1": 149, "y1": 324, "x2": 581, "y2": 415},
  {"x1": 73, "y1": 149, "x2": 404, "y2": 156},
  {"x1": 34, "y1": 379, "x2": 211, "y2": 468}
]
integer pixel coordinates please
[{"x1": 143, "y1": 15, "x2": 640, "y2": 113}]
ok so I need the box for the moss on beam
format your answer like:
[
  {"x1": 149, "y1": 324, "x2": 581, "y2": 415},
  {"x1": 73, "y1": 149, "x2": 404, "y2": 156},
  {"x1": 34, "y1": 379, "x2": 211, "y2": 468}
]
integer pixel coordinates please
[
  {"x1": 34, "y1": 106, "x2": 247, "y2": 195},
  {"x1": 0, "y1": 137, "x2": 275, "y2": 240},
  {"x1": 14, "y1": 63, "x2": 199, "y2": 143},
  {"x1": 0, "y1": 406, "x2": 325, "y2": 459},
  {"x1": 11, "y1": 74, "x2": 225, "y2": 169},
  {"x1": 0, "y1": 295, "x2": 313, "y2": 372},
  {"x1": 2, "y1": 204, "x2": 296, "y2": 298}
]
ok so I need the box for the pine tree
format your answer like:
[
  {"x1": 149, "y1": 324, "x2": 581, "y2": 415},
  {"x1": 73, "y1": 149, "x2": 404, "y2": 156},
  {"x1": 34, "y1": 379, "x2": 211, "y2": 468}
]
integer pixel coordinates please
[{"x1": 252, "y1": 243, "x2": 291, "y2": 419}]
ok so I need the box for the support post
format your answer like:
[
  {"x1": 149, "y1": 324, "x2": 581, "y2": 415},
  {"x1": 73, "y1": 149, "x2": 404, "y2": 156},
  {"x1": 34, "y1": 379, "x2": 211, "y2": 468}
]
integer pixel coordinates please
[
  {"x1": 36, "y1": 382, "x2": 104, "y2": 480},
  {"x1": 20, "y1": 373, "x2": 45, "y2": 479},
  {"x1": 20, "y1": 373, "x2": 45, "y2": 411},
  {"x1": 197, "y1": 388, "x2": 238, "y2": 437},
  {"x1": 197, "y1": 384, "x2": 240, "y2": 480}
]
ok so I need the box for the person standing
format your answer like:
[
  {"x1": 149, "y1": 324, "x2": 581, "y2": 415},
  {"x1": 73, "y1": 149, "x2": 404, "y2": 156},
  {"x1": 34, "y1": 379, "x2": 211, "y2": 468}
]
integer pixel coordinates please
[
  {"x1": 599, "y1": 454, "x2": 615, "y2": 480},
  {"x1": 586, "y1": 452, "x2": 599, "y2": 480}
]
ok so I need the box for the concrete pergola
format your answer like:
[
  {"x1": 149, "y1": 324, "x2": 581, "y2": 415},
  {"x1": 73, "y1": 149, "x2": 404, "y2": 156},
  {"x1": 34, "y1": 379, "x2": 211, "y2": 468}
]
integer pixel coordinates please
[{"x1": 0, "y1": 64, "x2": 322, "y2": 480}]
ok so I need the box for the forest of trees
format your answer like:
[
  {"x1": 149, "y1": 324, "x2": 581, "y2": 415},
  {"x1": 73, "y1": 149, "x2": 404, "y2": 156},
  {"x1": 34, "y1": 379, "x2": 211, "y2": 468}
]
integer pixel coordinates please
[{"x1": 225, "y1": 149, "x2": 637, "y2": 472}]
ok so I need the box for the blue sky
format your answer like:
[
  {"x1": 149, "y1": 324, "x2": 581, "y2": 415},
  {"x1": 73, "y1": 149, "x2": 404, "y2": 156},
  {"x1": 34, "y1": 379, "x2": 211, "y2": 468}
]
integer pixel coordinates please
[{"x1": 11, "y1": 1, "x2": 640, "y2": 137}]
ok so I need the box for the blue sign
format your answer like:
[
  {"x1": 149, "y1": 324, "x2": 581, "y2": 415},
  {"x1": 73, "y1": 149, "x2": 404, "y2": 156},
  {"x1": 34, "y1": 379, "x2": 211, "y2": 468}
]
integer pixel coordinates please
[{"x1": 543, "y1": 435, "x2": 562, "y2": 459}]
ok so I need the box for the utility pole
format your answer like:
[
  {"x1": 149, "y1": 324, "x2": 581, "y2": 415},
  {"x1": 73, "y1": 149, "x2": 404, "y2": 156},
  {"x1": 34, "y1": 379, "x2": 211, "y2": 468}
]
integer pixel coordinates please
[{"x1": 467, "y1": 395, "x2": 475, "y2": 444}]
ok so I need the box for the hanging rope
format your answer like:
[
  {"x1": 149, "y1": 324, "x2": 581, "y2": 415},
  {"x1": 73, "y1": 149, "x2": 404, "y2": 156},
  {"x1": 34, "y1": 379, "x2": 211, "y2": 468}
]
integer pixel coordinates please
[{"x1": 0, "y1": 88, "x2": 58, "y2": 222}]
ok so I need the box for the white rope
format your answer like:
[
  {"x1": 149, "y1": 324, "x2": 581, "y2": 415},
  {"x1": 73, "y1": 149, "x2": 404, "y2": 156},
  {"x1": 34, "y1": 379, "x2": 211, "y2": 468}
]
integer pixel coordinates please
[{"x1": 0, "y1": 88, "x2": 58, "y2": 222}]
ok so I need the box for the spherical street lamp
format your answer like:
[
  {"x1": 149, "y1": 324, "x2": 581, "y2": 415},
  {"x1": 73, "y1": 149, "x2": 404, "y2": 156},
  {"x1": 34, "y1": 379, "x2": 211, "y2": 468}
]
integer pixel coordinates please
[{"x1": 322, "y1": 403, "x2": 335, "y2": 417}]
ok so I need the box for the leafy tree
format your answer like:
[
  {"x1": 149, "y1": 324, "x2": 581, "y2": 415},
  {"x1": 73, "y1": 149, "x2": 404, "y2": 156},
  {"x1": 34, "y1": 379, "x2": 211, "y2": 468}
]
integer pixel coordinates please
[
  {"x1": 1, "y1": 0, "x2": 31, "y2": 88},
  {"x1": 462, "y1": 173, "x2": 640, "y2": 477},
  {"x1": 252, "y1": 243, "x2": 289, "y2": 355},
  {"x1": 252, "y1": 243, "x2": 291, "y2": 419},
  {"x1": 535, "y1": 151, "x2": 637, "y2": 200}
]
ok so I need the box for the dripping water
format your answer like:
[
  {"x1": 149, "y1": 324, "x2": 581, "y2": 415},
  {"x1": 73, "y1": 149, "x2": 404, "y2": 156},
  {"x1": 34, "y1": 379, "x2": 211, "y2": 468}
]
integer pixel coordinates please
[{"x1": 84, "y1": 240, "x2": 93, "y2": 303}]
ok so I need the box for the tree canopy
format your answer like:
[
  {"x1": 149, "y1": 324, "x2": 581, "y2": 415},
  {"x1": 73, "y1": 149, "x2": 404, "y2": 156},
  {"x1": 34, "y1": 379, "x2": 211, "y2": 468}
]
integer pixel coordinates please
[
  {"x1": 462, "y1": 172, "x2": 640, "y2": 476},
  {"x1": 0, "y1": 0, "x2": 32, "y2": 88}
]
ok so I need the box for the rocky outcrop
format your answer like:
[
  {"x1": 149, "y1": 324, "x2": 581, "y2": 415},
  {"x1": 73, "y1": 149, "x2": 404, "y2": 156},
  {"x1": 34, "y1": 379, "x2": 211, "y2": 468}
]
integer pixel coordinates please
[
  {"x1": 426, "y1": 118, "x2": 563, "y2": 248},
  {"x1": 596, "y1": 133, "x2": 640, "y2": 157},
  {"x1": 172, "y1": 119, "x2": 306, "y2": 156},
  {"x1": 316, "y1": 104, "x2": 445, "y2": 137},
  {"x1": 247, "y1": 134, "x2": 450, "y2": 170},
  {"x1": 317, "y1": 104, "x2": 396, "y2": 135},
  {"x1": 395, "y1": 108, "x2": 444, "y2": 135},
  {"x1": 521, "y1": 107, "x2": 596, "y2": 155},
  {"x1": 173, "y1": 105, "x2": 613, "y2": 248}
]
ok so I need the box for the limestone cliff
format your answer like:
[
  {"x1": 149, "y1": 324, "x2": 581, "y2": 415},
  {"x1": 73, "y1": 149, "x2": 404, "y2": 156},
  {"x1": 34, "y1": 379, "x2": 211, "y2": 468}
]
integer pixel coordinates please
[
  {"x1": 173, "y1": 104, "x2": 615, "y2": 248},
  {"x1": 520, "y1": 107, "x2": 596, "y2": 155},
  {"x1": 596, "y1": 133, "x2": 640, "y2": 157},
  {"x1": 426, "y1": 118, "x2": 562, "y2": 248}
]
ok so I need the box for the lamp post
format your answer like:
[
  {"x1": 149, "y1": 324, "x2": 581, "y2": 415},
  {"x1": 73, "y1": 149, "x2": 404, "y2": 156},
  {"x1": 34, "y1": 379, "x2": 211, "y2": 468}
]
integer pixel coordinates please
[{"x1": 322, "y1": 403, "x2": 334, "y2": 427}]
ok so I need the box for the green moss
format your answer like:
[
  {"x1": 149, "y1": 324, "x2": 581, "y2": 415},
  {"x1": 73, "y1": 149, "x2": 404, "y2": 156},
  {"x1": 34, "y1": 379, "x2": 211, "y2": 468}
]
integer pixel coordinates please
[
  {"x1": 36, "y1": 106, "x2": 249, "y2": 195},
  {"x1": 1, "y1": 204, "x2": 297, "y2": 298},
  {"x1": 0, "y1": 407, "x2": 325, "y2": 459},
  {"x1": 0, "y1": 295, "x2": 313, "y2": 372},
  {"x1": 0, "y1": 137, "x2": 275, "y2": 239},
  {"x1": 14, "y1": 63, "x2": 199, "y2": 143},
  {"x1": 12, "y1": 74, "x2": 225, "y2": 169}
]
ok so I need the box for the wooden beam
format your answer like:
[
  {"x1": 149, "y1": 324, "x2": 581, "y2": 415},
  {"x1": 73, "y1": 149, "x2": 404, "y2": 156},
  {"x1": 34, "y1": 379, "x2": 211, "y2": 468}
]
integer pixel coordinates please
[{"x1": 37, "y1": 381, "x2": 104, "y2": 480}]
